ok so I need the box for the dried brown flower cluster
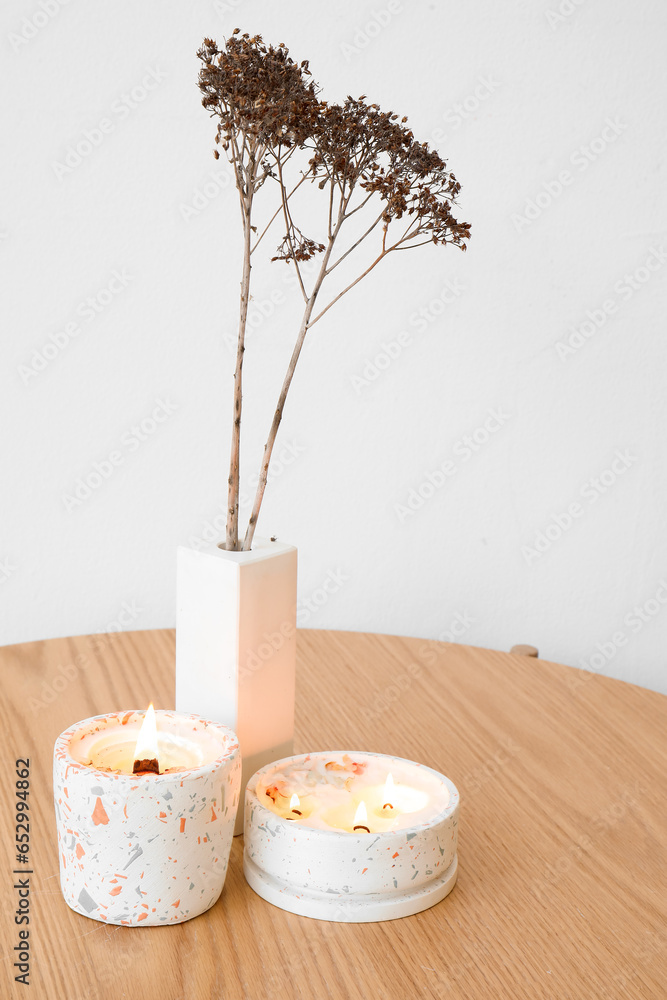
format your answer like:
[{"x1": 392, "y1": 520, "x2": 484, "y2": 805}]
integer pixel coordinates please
[
  {"x1": 197, "y1": 32, "x2": 470, "y2": 550},
  {"x1": 197, "y1": 32, "x2": 319, "y2": 153}
]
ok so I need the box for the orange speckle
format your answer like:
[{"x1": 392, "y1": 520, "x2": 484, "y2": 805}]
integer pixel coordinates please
[
  {"x1": 63, "y1": 788, "x2": 69, "y2": 798},
  {"x1": 210, "y1": 807, "x2": 217, "y2": 822},
  {"x1": 362, "y1": 867, "x2": 368, "y2": 874},
  {"x1": 123, "y1": 804, "x2": 128, "y2": 819},
  {"x1": 179, "y1": 818, "x2": 186, "y2": 833},
  {"x1": 141, "y1": 903, "x2": 149, "y2": 909},
  {"x1": 172, "y1": 899, "x2": 180, "y2": 908},
  {"x1": 121, "y1": 712, "x2": 133, "y2": 726},
  {"x1": 159, "y1": 811, "x2": 166, "y2": 818},
  {"x1": 75, "y1": 843, "x2": 85, "y2": 859},
  {"x1": 61, "y1": 854, "x2": 66, "y2": 868},
  {"x1": 392, "y1": 852, "x2": 399, "y2": 859},
  {"x1": 110, "y1": 878, "x2": 118, "y2": 884},
  {"x1": 109, "y1": 886, "x2": 122, "y2": 897},
  {"x1": 92, "y1": 798, "x2": 109, "y2": 826},
  {"x1": 137, "y1": 913, "x2": 148, "y2": 921}
]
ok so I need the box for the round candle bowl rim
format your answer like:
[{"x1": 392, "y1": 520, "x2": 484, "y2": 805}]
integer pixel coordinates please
[
  {"x1": 247, "y1": 749, "x2": 459, "y2": 836},
  {"x1": 54, "y1": 709, "x2": 240, "y2": 781}
]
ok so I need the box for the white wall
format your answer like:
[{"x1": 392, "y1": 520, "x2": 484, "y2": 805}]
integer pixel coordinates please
[{"x1": 2, "y1": 0, "x2": 667, "y2": 694}]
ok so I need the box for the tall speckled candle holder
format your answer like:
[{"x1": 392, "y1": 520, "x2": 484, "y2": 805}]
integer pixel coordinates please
[
  {"x1": 243, "y1": 751, "x2": 459, "y2": 922},
  {"x1": 53, "y1": 710, "x2": 241, "y2": 926}
]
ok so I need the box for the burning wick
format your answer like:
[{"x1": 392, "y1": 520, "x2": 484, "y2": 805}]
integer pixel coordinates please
[
  {"x1": 353, "y1": 800, "x2": 371, "y2": 833},
  {"x1": 285, "y1": 793, "x2": 302, "y2": 819},
  {"x1": 382, "y1": 772, "x2": 395, "y2": 811},
  {"x1": 132, "y1": 703, "x2": 160, "y2": 774}
]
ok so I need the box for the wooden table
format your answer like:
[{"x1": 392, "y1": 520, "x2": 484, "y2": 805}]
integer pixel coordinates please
[{"x1": 0, "y1": 629, "x2": 665, "y2": 999}]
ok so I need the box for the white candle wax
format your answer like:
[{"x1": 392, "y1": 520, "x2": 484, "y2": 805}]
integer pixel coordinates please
[
  {"x1": 70, "y1": 711, "x2": 222, "y2": 774},
  {"x1": 256, "y1": 752, "x2": 449, "y2": 832}
]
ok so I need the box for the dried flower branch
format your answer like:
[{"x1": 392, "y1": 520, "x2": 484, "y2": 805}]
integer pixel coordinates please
[
  {"x1": 197, "y1": 32, "x2": 470, "y2": 551},
  {"x1": 197, "y1": 31, "x2": 318, "y2": 549}
]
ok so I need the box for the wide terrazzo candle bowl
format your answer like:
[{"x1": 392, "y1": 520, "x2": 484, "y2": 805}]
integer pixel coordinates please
[
  {"x1": 243, "y1": 751, "x2": 459, "y2": 922},
  {"x1": 53, "y1": 711, "x2": 241, "y2": 926}
]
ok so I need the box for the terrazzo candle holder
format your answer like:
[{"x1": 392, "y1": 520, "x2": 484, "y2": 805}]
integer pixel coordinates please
[
  {"x1": 53, "y1": 710, "x2": 241, "y2": 926},
  {"x1": 243, "y1": 751, "x2": 459, "y2": 922}
]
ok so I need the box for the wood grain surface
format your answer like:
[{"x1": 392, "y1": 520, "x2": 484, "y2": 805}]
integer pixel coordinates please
[{"x1": 0, "y1": 628, "x2": 665, "y2": 999}]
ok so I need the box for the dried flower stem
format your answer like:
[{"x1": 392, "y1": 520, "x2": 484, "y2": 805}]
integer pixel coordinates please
[
  {"x1": 197, "y1": 33, "x2": 470, "y2": 550},
  {"x1": 242, "y1": 200, "x2": 346, "y2": 550},
  {"x1": 226, "y1": 202, "x2": 251, "y2": 549}
]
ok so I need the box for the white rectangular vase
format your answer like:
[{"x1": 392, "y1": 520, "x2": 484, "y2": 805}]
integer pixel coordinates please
[{"x1": 176, "y1": 537, "x2": 297, "y2": 835}]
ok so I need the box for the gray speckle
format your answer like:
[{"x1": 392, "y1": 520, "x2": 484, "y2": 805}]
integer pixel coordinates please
[
  {"x1": 162, "y1": 790, "x2": 173, "y2": 801},
  {"x1": 406, "y1": 832, "x2": 417, "y2": 841},
  {"x1": 365, "y1": 836, "x2": 381, "y2": 852},
  {"x1": 123, "y1": 845, "x2": 144, "y2": 869},
  {"x1": 78, "y1": 888, "x2": 97, "y2": 912},
  {"x1": 91, "y1": 786, "x2": 104, "y2": 795}
]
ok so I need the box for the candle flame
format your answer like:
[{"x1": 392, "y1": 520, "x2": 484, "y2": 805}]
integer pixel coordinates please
[
  {"x1": 383, "y1": 772, "x2": 395, "y2": 808},
  {"x1": 134, "y1": 704, "x2": 159, "y2": 763},
  {"x1": 290, "y1": 793, "x2": 300, "y2": 810},
  {"x1": 353, "y1": 800, "x2": 368, "y2": 826}
]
